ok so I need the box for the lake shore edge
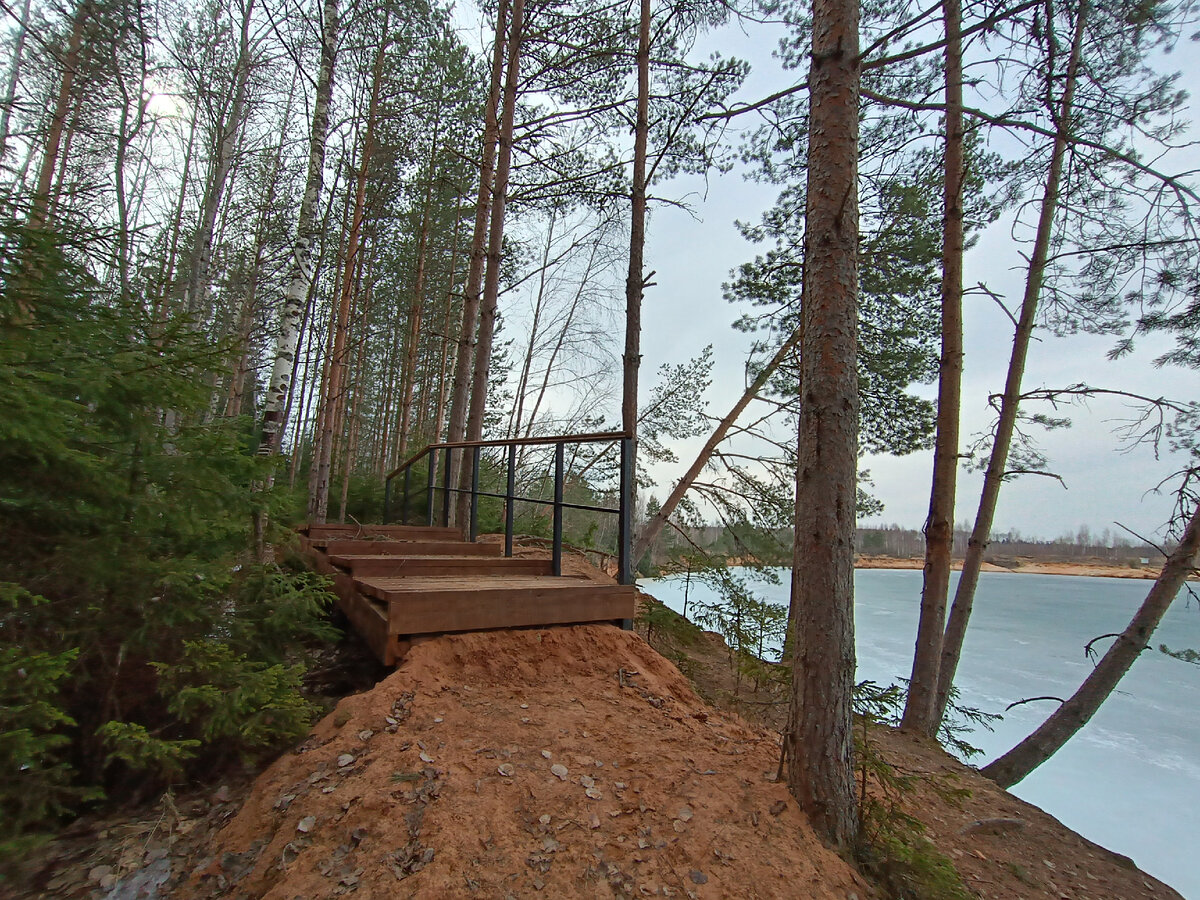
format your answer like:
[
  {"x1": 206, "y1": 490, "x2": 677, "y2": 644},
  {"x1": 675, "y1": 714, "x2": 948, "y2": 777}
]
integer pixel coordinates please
[{"x1": 855, "y1": 555, "x2": 1166, "y2": 579}]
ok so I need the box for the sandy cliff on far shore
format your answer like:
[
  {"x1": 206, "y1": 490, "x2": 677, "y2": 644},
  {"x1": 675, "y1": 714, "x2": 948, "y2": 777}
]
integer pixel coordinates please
[{"x1": 855, "y1": 556, "x2": 1165, "y2": 579}]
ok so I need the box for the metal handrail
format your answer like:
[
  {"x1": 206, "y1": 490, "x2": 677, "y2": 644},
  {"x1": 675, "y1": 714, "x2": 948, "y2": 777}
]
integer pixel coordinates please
[{"x1": 383, "y1": 431, "x2": 634, "y2": 585}]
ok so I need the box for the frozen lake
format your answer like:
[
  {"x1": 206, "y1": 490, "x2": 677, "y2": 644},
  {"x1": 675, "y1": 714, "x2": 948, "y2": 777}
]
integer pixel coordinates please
[{"x1": 642, "y1": 568, "x2": 1200, "y2": 898}]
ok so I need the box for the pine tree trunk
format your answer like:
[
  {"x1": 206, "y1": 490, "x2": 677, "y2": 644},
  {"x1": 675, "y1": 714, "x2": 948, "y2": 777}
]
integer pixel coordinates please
[
  {"x1": 933, "y1": 0, "x2": 1089, "y2": 726},
  {"x1": 308, "y1": 28, "x2": 385, "y2": 523},
  {"x1": 901, "y1": 0, "x2": 965, "y2": 736},
  {"x1": 632, "y1": 326, "x2": 802, "y2": 564},
  {"x1": 0, "y1": 0, "x2": 32, "y2": 163},
  {"x1": 460, "y1": 0, "x2": 525, "y2": 520},
  {"x1": 260, "y1": 0, "x2": 337, "y2": 456},
  {"x1": 784, "y1": 0, "x2": 861, "y2": 849},
  {"x1": 982, "y1": 503, "x2": 1200, "y2": 787},
  {"x1": 182, "y1": 0, "x2": 256, "y2": 320},
  {"x1": 29, "y1": 0, "x2": 89, "y2": 233},
  {"x1": 445, "y1": 0, "x2": 509, "y2": 519},
  {"x1": 623, "y1": 0, "x2": 650, "y2": 443}
]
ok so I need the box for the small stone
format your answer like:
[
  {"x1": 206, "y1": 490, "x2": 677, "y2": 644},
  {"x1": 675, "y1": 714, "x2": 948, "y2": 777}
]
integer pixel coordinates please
[
  {"x1": 337, "y1": 753, "x2": 355, "y2": 768},
  {"x1": 520, "y1": 703, "x2": 529, "y2": 709},
  {"x1": 689, "y1": 870, "x2": 708, "y2": 885},
  {"x1": 358, "y1": 730, "x2": 373, "y2": 741},
  {"x1": 297, "y1": 816, "x2": 316, "y2": 833},
  {"x1": 673, "y1": 820, "x2": 686, "y2": 833},
  {"x1": 551, "y1": 764, "x2": 568, "y2": 781},
  {"x1": 589, "y1": 814, "x2": 601, "y2": 829},
  {"x1": 88, "y1": 865, "x2": 112, "y2": 883},
  {"x1": 275, "y1": 793, "x2": 296, "y2": 810},
  {"x1": 213, "y1": 785, "x2": 231, "y2": 803},
  {"x1": 678, "y1": 806, "x2": 693, "y2": 822},
  {"x1": 541, "y1": 750, "x2": 552, "y2": 759},
  {"x1": 585, "y1": 788, "x2": 603, "y2": 800},
  {"x1": 615, "y1": 782, "x2": 627, "y2": 790},
  {"x1": 420, "y1": 751, "x2": 435, "y2": 763},
  {"x1": 580, "y1": 775, "x2": 595, "y2": 788},
  {"x1": 322, "y1": 786, "x2": 336, "y2": 794},
  {"x1": 385, "y1": 716, "x2": 397, "y2": 725},
  {"x1": 498, "y1": 764, "x2": 515, "y2": 777},
  {"x1": 769, "y1": 799, "x2": 787, "y2": 816},
  {"x1": 521, "y1": 717, "x2": 531, "y2": 724},
  {"x1": 542, "y1": 837, "x2": 561, "y2": 853},
  {"x1": 434, "y1": 717, "x2": 444, "y2": 723},
  {"x1": 539, "y1": 814, "x2": 552, "y2": 826}
]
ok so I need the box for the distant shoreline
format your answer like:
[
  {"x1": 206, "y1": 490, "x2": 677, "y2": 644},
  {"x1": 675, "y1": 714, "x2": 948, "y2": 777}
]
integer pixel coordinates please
[{"x1": 854, "y1": 555, "x2": 1165, "y2": 580}]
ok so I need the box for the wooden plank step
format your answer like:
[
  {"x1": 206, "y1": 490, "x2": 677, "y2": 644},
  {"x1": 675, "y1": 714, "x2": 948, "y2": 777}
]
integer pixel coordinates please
[
  {"x1": 306, "y1": 524, "x2": 463, "y2": 541},
  {"x1": 325, "y1": 573, "x2": 395, "y2": 664},
  {"x1": 317, "y1": 538, "x2": 502, "y2": 557},
  {"x1": 329, "y1": 554, "x2": 554, "y2": 577},
  {"x1": 355, "y1": 575, "x2": 636, "y2": 635}
]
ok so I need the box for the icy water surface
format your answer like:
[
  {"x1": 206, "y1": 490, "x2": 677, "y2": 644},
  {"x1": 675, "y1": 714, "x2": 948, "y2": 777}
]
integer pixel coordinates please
[{"x1": 642, "y1": 568, "x2": 1200, "y2": 898}]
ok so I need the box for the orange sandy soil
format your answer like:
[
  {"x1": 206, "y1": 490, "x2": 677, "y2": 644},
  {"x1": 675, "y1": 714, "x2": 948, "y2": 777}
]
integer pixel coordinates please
[
  {"x1": 855, "y1": 556, "x2": 1165, "y2": 579},
  {"x1": 9, "y1": 552, "x2": 1184, "y2": 900}
]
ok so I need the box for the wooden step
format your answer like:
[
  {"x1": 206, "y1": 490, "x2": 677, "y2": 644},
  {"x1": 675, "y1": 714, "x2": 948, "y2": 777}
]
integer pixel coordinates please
[
  {"x1": 355, "y1": 575, "x2": 636, "y2": 635},
  {"x1": 317, "y1": 538, "x2": 503, "y2": 557},
  {"x1": 305, "y1": 524, "x2": 463, "y2": 541},
  {"x1": 328, "y1": 554, "x2": 554, "y2": 578}
]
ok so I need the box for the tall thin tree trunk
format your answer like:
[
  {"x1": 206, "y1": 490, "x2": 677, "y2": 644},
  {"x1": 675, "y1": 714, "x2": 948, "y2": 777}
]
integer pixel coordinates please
[
  {"x1": 29, "y1": 0, "x2": 89, "y2": 232},
  {"x1": 934, "y1": 0, "x2": 1089, "y2": 726},
  {"x1": 901, "y1": 0, "x2": 965, "y2": 736},
  {"x1": 260, "y1": 0, "x2": 338, "y2": 456},
  {"x1": 784, "y1": 0, "x2": 861, "y2": 848},
  {"x1": 623, "y1": 0, "x2": 650, "y2": 444},
  {"x1": 309, "y1": 32, "x2": 385, "y2": 522},
  {"x1": 445, "y1": 0, "x2": 509, "y2": 515},
  {"x1": 459, "y1": 0, "x2": 525, "y2": 521},
  {"x1": 982, "y1": 502, "x2": 1200, "y2": 787},
  {"x1": 0, "y1": 0, "x2": 32, "y2": 163},
  {"x1": 510, "y1": 208, "x2": 556, "y2": 438},
  {"x1": 183, "y1": 0, "x2": 256, "y2": 319},
  {"x1": 153, "y1": 96, "x2": 201, "y2": 331},
  {"x1": 398, "y1": 122, "x2": 441, "y2": 458}
]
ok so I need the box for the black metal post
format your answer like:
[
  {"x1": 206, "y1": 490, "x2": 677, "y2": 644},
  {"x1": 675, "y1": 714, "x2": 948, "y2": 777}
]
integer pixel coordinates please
[
  {"x1": 618, "y1": 435, "x2": 634, "y2": 587},
  {"x1": 469, "y1": 445, "x2": 481, "y2": 542},
  {"x1": 425, "y1": 452, "x2": 435, "y2": 526},
  {"x1": 383, "y1": 477, "x2": 392, "y2": 524},
  {"x1": 505, "y1": 444, "x2": 515, "y2": 558},
  {"x1": 402, "y1": 466, "x2": 411, "y2": 525},
  {"x1": 552, "y1": 441, "x2": 564, "y2": 577},
  {"x1": 441, "y1": 446, "x2": 452, "y2": 528}
]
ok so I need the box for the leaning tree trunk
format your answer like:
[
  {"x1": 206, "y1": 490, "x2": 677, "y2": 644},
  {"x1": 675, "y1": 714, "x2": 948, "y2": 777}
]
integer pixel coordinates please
[
  {"x1": 259, "y1": 0, "x2": 338, "y2": 457},
  {"x1": 982, "y1": 502, "x2": 1200, "y2": 787},
  {"x1": 0, "y1": 0, "x2": 32, "y2": 163},
  {"x1": 933, "y1": 0, "x2": 1089, "y2": 727},
  {"x1": 784, "y1": 0, "x2": 861, "y2": 850},
  {"x1": 632, "y1": 325, "x2": 802, "y2": 565},
  {"x1": 901, "y1": 0, "x2": 965, "y2": 736}
]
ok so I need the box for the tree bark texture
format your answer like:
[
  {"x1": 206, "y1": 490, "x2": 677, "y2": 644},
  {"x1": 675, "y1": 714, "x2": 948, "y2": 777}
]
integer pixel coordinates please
[
  {"x1": 309, "y1": 26, "x2": 384, "y2": 522},
  {"x1": 458, "y1": 0, "x2": 524, "y2": 522},
  {"x1": 901, "y1": 0, "x2": 964, "y2": 736},
  {"x1": 784, "y1": 0, "x2": 861, "y2": 850},
  {"x1": 981, "y1": 502, "x2": 1200, "y2": 787},
  {"x1": 622, "y1": 0, "x2": 650, "y2": 443},
  {"x1": 260, "y1": 0, "x2": 338, "y2": 456},
  {"x1": 445, "y1": 0, "x2": 508, "y2": 451},
  {"x1": 933, "y1": 0, "x2": 1089, "y2": 726}
]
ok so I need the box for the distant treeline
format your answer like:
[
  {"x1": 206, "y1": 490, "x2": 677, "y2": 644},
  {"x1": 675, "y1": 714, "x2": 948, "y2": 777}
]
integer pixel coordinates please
[{"x1": 855, "y1": 524, "x2": 1165, "y2": 563}]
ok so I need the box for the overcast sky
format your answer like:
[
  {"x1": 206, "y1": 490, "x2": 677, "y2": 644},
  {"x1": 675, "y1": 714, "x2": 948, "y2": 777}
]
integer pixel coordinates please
[
  {"x1": 636, "y1": 15, "x2": 1200, "y2": 544},
  {"x1": 453, "y1": 5, "x2": 1200, "y2": 543}
]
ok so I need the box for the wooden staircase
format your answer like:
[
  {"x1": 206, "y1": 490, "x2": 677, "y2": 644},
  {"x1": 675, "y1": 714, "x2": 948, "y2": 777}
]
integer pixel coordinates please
[{"x1": 301, "y1": 523, "x2": 636, "y2": 665}]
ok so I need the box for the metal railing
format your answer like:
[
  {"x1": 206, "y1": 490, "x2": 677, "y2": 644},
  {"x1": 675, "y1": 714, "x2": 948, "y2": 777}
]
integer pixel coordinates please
[{"x1": 383, "y1": 431, "x2": 634, "y2": 585}]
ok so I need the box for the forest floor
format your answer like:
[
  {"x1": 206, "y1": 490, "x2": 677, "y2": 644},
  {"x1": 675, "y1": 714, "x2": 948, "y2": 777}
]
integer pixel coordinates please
[{"x1": 7, "y1": 552, "x2": 1185, "y2": 900}]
